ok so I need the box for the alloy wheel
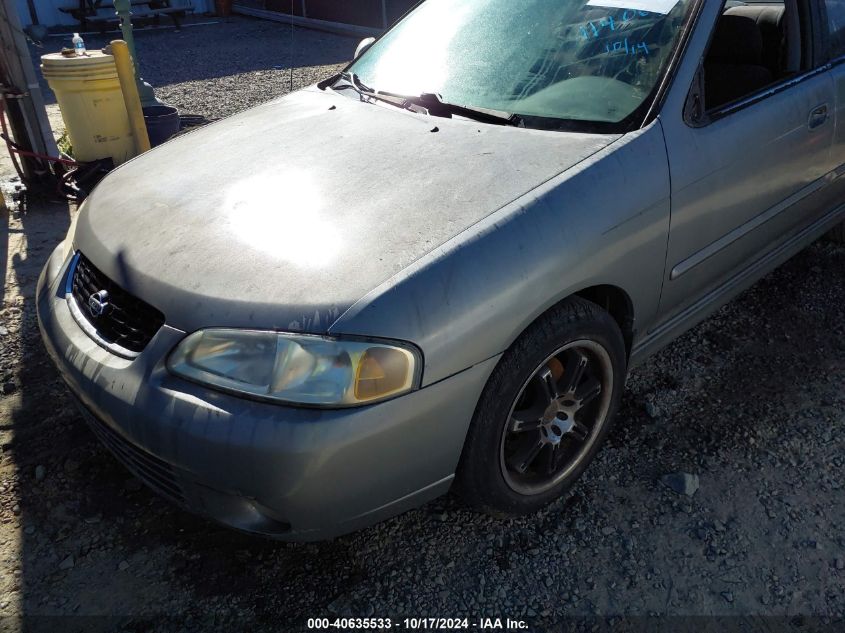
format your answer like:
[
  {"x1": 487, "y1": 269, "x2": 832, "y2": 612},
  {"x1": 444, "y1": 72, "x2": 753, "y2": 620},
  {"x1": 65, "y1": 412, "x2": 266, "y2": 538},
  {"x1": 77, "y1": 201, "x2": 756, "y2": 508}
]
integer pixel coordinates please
[{"x1": 499, "y1": 339, "x2": 614, "y2": 495}]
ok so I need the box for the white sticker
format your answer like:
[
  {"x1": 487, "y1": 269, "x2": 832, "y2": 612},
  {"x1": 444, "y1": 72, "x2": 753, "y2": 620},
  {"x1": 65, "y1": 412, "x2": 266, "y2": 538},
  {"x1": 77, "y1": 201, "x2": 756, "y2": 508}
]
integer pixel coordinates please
[{"x1": 586, "y1": 0, "x2": 680, "y2": 15}]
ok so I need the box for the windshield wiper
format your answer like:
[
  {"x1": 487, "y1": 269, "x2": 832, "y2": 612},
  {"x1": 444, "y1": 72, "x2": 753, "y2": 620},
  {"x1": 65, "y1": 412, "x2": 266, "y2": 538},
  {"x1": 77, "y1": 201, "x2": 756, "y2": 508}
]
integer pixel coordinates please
[
  {"x1": 401, "y1": 92, "x2": 523, "y2": 127},
  {"x1": 336, "y1": 72, "x2": 416, "y2": 111},
  {"x1": 334, "y1": 72, "x2": 522, "y2": 127},
  {"x1": 336, "y1": 71, "x2": 377, "y2": 98}
]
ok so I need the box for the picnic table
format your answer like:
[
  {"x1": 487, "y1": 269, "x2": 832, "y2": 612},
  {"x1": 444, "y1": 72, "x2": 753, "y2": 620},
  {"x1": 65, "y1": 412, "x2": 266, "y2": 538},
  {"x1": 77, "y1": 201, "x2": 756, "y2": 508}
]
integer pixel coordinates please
[{"x1": 59, "y1": 1, "x2": 194, "y2": 32}]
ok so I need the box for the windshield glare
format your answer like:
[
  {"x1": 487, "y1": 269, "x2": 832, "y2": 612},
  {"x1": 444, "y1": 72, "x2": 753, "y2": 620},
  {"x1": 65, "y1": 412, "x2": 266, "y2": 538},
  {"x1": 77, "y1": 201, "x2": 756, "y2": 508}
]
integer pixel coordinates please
[{"x1": 348, "y1": 0, "x2": 694, "y2": 128}]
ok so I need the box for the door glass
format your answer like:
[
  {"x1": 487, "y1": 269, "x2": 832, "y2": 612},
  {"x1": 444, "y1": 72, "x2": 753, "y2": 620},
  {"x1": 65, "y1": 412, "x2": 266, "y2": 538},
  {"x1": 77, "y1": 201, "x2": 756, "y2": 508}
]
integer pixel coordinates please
[
  {"x1": 824, "y1": 0, "x2": 845, "y2": 58},
  {"x1": 703, "y1": 2, "x2": 788, "y2": 110}
]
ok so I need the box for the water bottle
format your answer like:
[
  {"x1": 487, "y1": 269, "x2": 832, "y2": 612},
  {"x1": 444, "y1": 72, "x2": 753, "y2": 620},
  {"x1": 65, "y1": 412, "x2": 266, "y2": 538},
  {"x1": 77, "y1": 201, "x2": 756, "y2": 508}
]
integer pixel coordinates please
[{"x1": 72, "y1": 33, "x2": 86, "y2": 56}]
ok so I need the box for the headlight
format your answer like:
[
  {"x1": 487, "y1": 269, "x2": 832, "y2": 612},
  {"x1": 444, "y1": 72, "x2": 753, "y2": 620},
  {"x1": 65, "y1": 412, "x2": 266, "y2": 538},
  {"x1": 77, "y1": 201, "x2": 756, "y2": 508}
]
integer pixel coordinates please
[{"x1": 167, "y1": 329, "x2": 421, "y2": 407}]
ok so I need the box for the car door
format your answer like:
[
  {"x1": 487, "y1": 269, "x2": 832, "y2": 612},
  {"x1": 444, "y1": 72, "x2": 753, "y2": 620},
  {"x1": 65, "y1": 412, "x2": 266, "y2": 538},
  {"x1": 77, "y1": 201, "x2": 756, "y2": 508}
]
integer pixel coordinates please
[{"x1": 656, "y1": 0, "x2": 837, "y2": 325}]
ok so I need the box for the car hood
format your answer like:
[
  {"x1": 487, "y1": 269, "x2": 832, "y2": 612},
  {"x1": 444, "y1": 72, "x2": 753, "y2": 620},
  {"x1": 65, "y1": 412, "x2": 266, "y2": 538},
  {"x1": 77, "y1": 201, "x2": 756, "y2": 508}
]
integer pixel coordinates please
[{"x1": 73, "y1": 87, "x2": 618, "y2": 334}]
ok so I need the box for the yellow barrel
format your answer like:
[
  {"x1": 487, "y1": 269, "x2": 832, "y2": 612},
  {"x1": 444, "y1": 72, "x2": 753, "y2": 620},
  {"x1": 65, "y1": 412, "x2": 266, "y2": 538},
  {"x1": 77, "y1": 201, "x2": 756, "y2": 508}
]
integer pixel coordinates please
[{"x1": 41, "y1": 51, "x2": 135, "y2": 165}]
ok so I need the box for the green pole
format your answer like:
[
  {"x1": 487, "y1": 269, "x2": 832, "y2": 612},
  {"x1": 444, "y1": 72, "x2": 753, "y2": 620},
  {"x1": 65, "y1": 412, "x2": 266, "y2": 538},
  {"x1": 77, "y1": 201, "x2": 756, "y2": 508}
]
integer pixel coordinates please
[{"x1": 113, "y1": 0, "x2": 160, "y2": 106}]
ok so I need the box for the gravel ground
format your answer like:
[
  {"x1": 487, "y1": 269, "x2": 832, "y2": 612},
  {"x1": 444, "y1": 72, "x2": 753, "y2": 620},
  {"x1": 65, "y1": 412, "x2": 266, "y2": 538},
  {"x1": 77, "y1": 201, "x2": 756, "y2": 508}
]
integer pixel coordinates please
[
  {"x1": 31, "y1": 15, "x2": 356, "y2": 119},
  {"x1": 1, "y1": 15, "x2": 844, "y2": 633}
]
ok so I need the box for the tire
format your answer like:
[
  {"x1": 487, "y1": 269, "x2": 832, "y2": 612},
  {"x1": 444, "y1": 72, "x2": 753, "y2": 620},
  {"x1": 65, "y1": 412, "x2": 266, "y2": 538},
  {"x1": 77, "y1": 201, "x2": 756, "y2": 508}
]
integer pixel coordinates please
[
  {"x1": 455, "y1": 297, "x2": 627, "y2": 516},
  {"x1": 827, "y1": 222, "x2": 845, "y2": 244}
]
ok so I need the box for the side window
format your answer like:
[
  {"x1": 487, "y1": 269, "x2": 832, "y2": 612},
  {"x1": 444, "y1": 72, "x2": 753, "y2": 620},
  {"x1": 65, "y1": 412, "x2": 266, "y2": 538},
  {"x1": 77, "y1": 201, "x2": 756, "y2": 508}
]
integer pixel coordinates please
[
  {"x1": 692, "y1": 0, "x2": 805, "y2": 114},
  {"x1": 824, "y1": 0, "x2": 845, "y2": 59}
]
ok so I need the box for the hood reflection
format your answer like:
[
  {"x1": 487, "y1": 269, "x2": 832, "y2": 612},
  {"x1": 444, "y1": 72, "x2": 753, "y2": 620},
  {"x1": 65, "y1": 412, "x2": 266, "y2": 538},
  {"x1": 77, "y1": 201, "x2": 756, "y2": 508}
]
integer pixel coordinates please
[{"x1": 224, "y1": 171, "x2": 342, "y2": 268}]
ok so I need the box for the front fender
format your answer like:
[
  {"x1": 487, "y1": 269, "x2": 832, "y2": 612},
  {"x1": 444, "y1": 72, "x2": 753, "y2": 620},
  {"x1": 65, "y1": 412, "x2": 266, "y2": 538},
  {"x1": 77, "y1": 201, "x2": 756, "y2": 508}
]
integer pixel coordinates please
[{"x1": 330, "y1": 121, "x2": 671, "y2": 386}]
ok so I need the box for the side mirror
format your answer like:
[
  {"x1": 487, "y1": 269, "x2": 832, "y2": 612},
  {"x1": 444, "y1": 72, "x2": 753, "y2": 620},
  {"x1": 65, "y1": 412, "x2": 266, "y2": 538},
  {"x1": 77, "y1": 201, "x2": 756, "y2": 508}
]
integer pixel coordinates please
[{"x1": 354, "y1": 37, "x2": 376, "y2": 60}]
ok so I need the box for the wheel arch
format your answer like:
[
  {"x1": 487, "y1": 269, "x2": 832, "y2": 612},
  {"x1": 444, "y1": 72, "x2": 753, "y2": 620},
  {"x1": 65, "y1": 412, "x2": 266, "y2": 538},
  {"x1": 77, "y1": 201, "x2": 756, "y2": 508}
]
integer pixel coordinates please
[
  {"x1": 496, "y1": 284, "x2": 637, "y2": 369},
  {"x1": 573, "y1": 284, "x2": 635, "y2": 358}
]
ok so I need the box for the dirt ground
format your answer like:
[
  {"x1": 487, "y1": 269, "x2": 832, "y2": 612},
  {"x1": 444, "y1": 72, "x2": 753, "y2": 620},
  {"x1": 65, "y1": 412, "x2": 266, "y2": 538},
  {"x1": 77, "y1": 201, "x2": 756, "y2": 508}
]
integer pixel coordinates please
[{"x1": 0, "y1": 15, "x2": 843, "y2": 633}]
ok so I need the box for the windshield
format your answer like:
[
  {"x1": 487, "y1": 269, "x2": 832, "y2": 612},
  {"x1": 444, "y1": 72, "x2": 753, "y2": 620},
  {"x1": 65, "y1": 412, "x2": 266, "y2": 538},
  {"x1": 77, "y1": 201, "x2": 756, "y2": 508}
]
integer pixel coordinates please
[{"x1": 346, "y1": 0, "x2": 695, "y2": 130}]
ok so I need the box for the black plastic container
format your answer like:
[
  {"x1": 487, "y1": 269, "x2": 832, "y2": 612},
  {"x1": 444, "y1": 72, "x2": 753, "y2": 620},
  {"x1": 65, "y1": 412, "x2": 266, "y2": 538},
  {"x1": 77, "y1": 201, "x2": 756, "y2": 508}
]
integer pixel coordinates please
[{"x1": 143, "y1": 105, "x2": 181, "y2": 147}]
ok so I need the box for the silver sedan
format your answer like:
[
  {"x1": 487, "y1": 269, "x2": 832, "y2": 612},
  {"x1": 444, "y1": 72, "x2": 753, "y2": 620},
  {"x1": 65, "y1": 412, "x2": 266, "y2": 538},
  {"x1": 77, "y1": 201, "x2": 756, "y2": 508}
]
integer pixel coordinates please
[{"x1": 37, "y1": 0, "x2": 845, "y2": 540}]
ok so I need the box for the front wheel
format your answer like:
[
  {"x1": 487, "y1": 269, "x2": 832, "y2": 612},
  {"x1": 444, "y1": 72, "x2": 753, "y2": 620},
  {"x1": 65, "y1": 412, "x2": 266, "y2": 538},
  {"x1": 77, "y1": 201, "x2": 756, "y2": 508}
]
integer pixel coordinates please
[{"x1": 455, "y1": 297, "x2": 626, "y2": 515}]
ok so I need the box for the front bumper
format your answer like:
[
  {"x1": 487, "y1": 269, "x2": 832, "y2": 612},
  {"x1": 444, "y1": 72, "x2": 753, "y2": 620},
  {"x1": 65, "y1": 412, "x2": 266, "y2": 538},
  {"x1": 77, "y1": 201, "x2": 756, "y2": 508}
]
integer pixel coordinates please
[{"x1": 36, "y1": 244, "x2": 499, "y2": 540}]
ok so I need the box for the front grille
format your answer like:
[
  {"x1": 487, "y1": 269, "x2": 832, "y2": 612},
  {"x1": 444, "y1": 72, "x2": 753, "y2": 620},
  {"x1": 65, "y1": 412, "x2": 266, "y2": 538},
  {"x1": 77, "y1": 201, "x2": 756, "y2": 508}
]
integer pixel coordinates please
[
  {"x1": 70, "y1": 253, "x2": 165, "y2": 353},
  {"x1": 77, "y1": 400, "x2": 187, "y2": 506}
]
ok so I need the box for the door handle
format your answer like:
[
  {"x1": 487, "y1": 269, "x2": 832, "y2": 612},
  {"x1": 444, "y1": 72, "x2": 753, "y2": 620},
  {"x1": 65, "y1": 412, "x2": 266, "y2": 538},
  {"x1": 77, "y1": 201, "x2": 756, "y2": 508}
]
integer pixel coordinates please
[{"x1": 808, "y1": 104, "x2": 829, "y2": 130}]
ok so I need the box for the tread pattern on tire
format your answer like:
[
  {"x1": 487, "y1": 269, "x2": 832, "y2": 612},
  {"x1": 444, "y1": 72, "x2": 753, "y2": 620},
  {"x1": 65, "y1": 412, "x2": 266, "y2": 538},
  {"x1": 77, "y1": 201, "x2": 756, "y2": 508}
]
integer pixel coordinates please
[{"x1": 828, "y1": 222, "x2": 845, "y2": 244}]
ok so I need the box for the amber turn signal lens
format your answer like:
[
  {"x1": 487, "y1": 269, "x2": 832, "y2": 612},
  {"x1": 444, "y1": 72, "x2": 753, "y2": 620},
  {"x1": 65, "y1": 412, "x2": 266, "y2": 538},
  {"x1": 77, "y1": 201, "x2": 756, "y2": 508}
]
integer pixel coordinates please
[{"x1": 354, "y1": 347, "x2": 411, "y2": 401}]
